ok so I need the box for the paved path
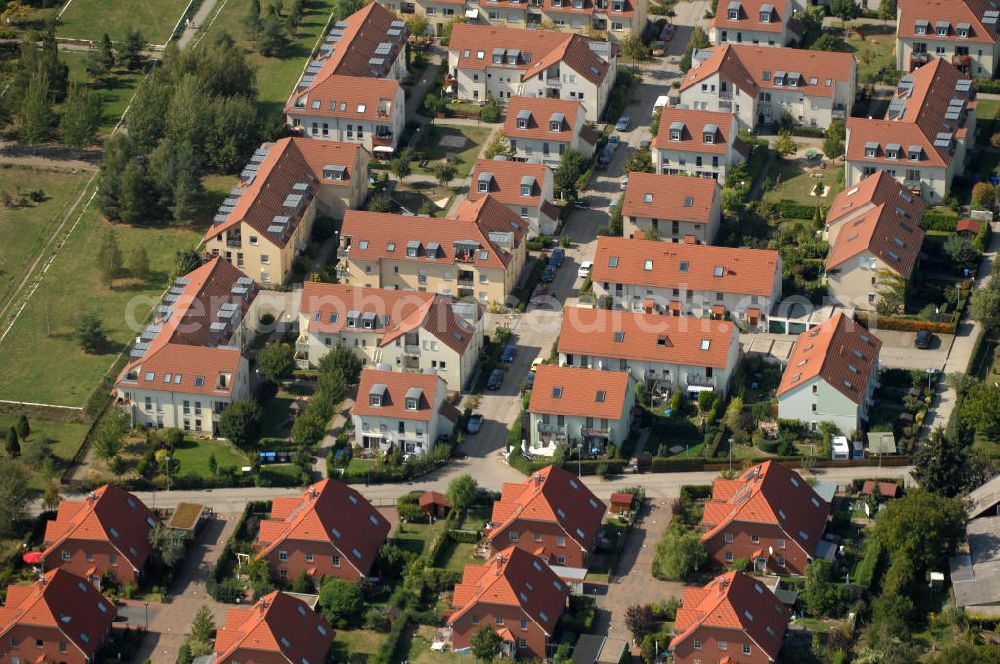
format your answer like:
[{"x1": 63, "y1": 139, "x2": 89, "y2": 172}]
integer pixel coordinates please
[{"x1": 177, "y1": 0, "x2": 221, "y2": 50}]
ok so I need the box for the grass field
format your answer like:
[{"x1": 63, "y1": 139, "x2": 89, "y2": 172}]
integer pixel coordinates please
[
  {"x1": 57, "y1": 0, "x2": 192, "y2": 43},
  {"x1": 329, "y1": 629, "x2": 387, "y2": 661},
  {"x1": 0, "y1": 166, "x2": 92, "y2": 311},
  {"x1": 408, "y1": 625, "x2": 465, "y2": 663},
  {"x1": 260, "y1": 390, "x2": 297, "y2": 440},
  {"x1": 764, "y1": 159, "x2": 844, "y2": 213},
  {"x1": 416, "y1": 125, "x2": 493, "y2": 179},
  {"x1": 61, "y1": 51, "x2": 144, "y2": 135},
  {"x1": 845, "y1": 24, "x2": 897, "y2": 85},
  {"x1": 168, "y1": 436, "x2": 250, "y2": 477},
  {"x1": 0, "y1": 415, "x2": 90, "y2": 489},
  {"x1": 437, "y1": 538, "x2": 479, "y2": 572},
  {"x1": 392, "y1": 521, "x2": 447, "y2": 557}
]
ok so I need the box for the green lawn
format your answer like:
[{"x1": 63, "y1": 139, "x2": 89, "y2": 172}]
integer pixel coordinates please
[
  {"x1": 392, "y1": 521, "x2": 447, "y2": 557},
  {"x1": 975, "y1": 98, "x2": 1000, "y2": 146},
  {"x1": 415, "y1": 125, "x2": 493, "y2": 179},
  {"x1": 764, "y1": 159, "x2": 844, "y2": 213},
  {"x1": 61, "y1": 52, "x2": 144, "y2": 135},
  {"x1": 260, "y1": 390, "x2": 297, "y2": 440},
  {"x1": 408, "y1": 625, "x2": 465, "y2": 663},
  {"x1": 0, "y1": 166, "x2": 92, "y2": 311},
  {"x1": 844, "y1": 23, "x2": 897, "y2": 85},
  {"x1": 168, "y1": 436, "x2": 250, "y2": 477},
  {"x1": 436, "y1": 538, "x2": 481, "y2": 573},
  {"x1": 56, "y1": 0, "x2": 192, "y2": 43},
  {"x1": 329, "y1": 629, "x2": 388, "y2": 662},
  {"x1": 392, "y1": 185, "x2": 451, "y2": 217},
  {"x1": 459, "y1": 504, "x2": 491, "y2": 532},
  {"x1": 0, "y1": 207, "x2": 199, "y2": 405},
  {"x1": 0, "y1": 415, "x2": 90, "y2": 489}
]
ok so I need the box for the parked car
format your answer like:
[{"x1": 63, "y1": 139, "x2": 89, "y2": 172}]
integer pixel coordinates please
[
  {"x1": 578, "y1": 261, "x2": 593, "y2": 278},
  {"x1": 531, "y1": 357, "x2": 544, "y2": 372},
  {"x1": 487, "y1": 368, "x2": 504, "y2": 390},
  {"x1": 525, "y1": 372, "x2": 536, "y2": 388},
  {"x1": 572, "y1": 197, "x2": 590, "y2": 209},
  {"x1": 608, "y1": 134, "x2": 621, "y2": 148},
  {"x1": 549, "y1": 247, "x2": 565, "y2": 267},
  {"x1": 915, "y1": 330, "x2": 933, "y2": 349},
  {"x1": 501, "y1": 343, "x2": 517, "y2": 363},
  {"x1": 615, "y1": 115, "x2": 630, "y2": 131},
  {"x1": 466, "y1": 414, "x2": 484, "y2": 434},
  {"x1": 541, "y1": 265, "x2": 557, "y2": 283},
  {"x1": 619, "y1": 175, "x2": 629, "y2": 191},
  {"x1": 652, "y1": 40, "x2": 666, "y2": 57},
  {"x1": 639, "y1": 139, "x2": 651, "y2": 150}
]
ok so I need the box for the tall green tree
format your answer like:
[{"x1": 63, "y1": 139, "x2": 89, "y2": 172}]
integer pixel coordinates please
[
  {"x1": 829, "y1": 0, "x2": 859, "y2": 27},
  {"x1": 823, "y1": 120, "x2": 845, "y2": 160},
  {"x1": 433, "y1": 160, "x2": 457, "y2": 186},
  {"x1": 127, "y1": 245, "x2": 150, "y2": 280},
  {"x1": 190, "y1": 605, "x2": 216, "y2": 643},
  {"x1": 970, "y1": 287, "x2": 1000, "y2": 335},
  {"x1": 652, "y1": 524, "x2": 707, "y2": 580},
  {"x1": 205, "y1": 95, "x2": 259, "y2": 172},
  {"x1": 126, "y1": 75, "x2": 171, "y2": 153},
  {"x1": 878, "y1": 0, "x2": 897, "y2": 22},
  {"x1": 75, "y1": 311, "x2": 108, "y2": 354},
  {"x1": 38, "y1": 24, "x2": 69, "y2": 102},
  {"x1": 257, "y1": 14, "x2": 289, "y2": 56},
  {"x1": 60, "y1": 82, "x2": 103, "y2": 152},
  {"x1": 97, "y1": 228, "x2": 123, "y2": 288},
  {"x1": 873, "y1": 489, "x2": 965, "y2": 576},
  {"x1": 121, "y1": 28, "x2": 146, "y2": 71},
  {"x1": 318, "y1": 577, "x2": 364, "y2": 628},
  {"x1": 18, "y1": 72, "x2": 55, "y2": 148},
  {"x1": 243, "y1": 0, "x2": 263, "y2": 38},
  {"x1": 258, "y1": 342, "x2": 295, "y2": 383},
  {"x1": 679, "y1": 27, "x2": 709, "y2": 73},
  {"x1": 553, "y1": 148, "x2": 588, "y2": 197},
  {"x1": 92, "y1": 409, "x2": 127, "y2": 461},
  {"x1": 959, "y1": 382, "x2": 1000, "y2": 441},
  {"x1": 620, "y1": 34, "x2": 650, "y2": 68},
  {"x1": 447, "y1": 474, "x2": 478, "y2": 512},
  {"x1": 16, "y1": 415, "x2": 29, "y2": 441},
  {"x1": 118, "y1": 160, "x2": 158, "y2": 225},
  {"x1": 218, "y1": 399, "x2": 262, "y2": 450},
  {"x1": 911, "y1": 426, "x2": 976, "y2": 497},
  {"x1": 0, "y1": 458, "x2": 30, "y2": 536},
  {"x1": 5, "y1": 427, "x2": 19, "y2": 458},
  {"x1": 470, "y1": 626, "x2": 502, "y2": 663}
]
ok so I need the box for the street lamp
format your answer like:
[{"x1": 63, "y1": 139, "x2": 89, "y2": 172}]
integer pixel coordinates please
[
  {"x1": 728, "y1": 437, "x2": 734, "y2": 471},
  {"x1": 144, "y1": 601, "x2": 149, "y2": 630},
  {"x1": 165, "y1": 456, "x2": 172, "y2": 492},
  {"x1": 926, "y1": 367, "x2": 935, "y2": 390}
]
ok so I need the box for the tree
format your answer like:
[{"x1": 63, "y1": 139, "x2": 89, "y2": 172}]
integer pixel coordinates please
[
  {"x1": 878, "y1": 0, "x2": 897, "y2": 22},
  {"x1": 16, "y1": 414, "x2": 29, "y2": 441},
  {"x1": 440, "y1": 16, "x2": 468, "y2": 46},
  {"x1": 75, "y1": 312, "x2": 108, "y2": 354},
  {"x1": 257, "y1": 14, "x2": 289, "y2": 56},
  {"x1": 720, "y1": 187, "x2": 744, "y2": 213},
  {"x1": 447, "y1": 474, "x2": 477, "y2": 512},
  {"x1": 432, "y1": 160, "x2": 457, "y2": 186},
  {"x1": 872, "y1": 489, "x2": 965, "y2": 575},
  {"x1": 624, "y1": 149, "x2": 654, "y2": 174},
  {"x1": 470, "y1": 625, "x2": 502, "y2": 663},
  {"x1": 60, "y1": 82, "x2": 103, "y2": 152},
  {"x1": 42, "y1": 481, "x2": 61, "y2": 512},
  {"x1": 97, "y1": 228, "x2": 123, "y2": 289},
  {"x1": 149, "y1": 524, "x2": 187, "y2": 567},
  {"x1": 174, "y1": 249, "x2": 202, "y2": 279},
  {"x1": 810, "y1": 33, "x2": 841, "y2": 51},
  {"x1": 679, "y1": 27, "x2": 709, "y2": 73},
  {"x1": 128, "y1": 245, "x2": 150, "y2": 280},
  {"x1": 829, "y1": 0, "x2": 859, "y2": 26},
  {"x1": 390, "y1": 147, "x2": 413, "y2": 180},
  {"x1": 800, "y1": 559, "x2": 848, "y2": 617},
  {"x1": 620, "y1": 34, "x2": 651, "y2": 67},
  {"x1": 823, "y1": 120, "x2": 845, "y2": 160},
  {"x1": 624, "y1": 604, "x2": 657, "y2": 641},
  {"x1": 972, "y1": 182, "x2": 996, "y2": 208},
  {"x1": 121, "y1": 28, "x2": 146, "y2": 71},
  {"x1": 207, "y1": 452, "x2": 218, "y2": 476},
  {"x1": 118, "y1": 160, "x2": 158, "y2": 225},
  {"x1": 875, "y1": 269, "x2": 906, "y2": 316},
  {"x1": 793, "y1": 6, "x2": 824, "y2": 47},
  {"x1": 18, "y1": 72, "x2": 55, "y2": 148},
  {"x1": 292, "y1": 409, "x2": 327, "y2": 446},
  {"x1": 218, "y1": 399, "x2": 262, "y2": 450},
  {"x1": 243, "y1": 0, "x2": 262, "y2": 38},
  {"x1": 258, "y1": 342, "x2": 295, "y2": 384},
  {"x1": 774, "y1": 131, "x2": 797, "y2": 157},
  {"x1": 319, "y1": 577, "x2": 364, "y2": 628},
  {"x1": 125, "y1": 75, "x2": 170, "y2": 153},
  {"x1": 483, "y1": 132, "x2": 515, "y2": 160},
  {"x1": 959, "y1": 383, "x2": 1000, "y2": 440},
  {"x1": 912, "y1": 427, "x2": 976, "y2": 497},
  {"x1": 5, "y1": 427, "x2": 19, "y2": 457},
  {"x1": 92, "y1": 410, "x2": 127, "y2": 461},
  {"x1": 405, "y1": 14, "x2": 429, "y2": 38},
  {"x1": 724, "y1": 396, "x2": 744, "y2": 433},
  {"x1": 0, "y1": 458, "x2": 30, "y2": 536},
  {"x1": 317, "y1": 344, "x2": 364, "y2": 383},
  {"x1": 971, "y1": 287, "x2": 1000, "y2": 335},
  {"x1": 553, "y1": 148, "x2": 588, "y2": 197},
  {"x1": 652, "y1": 524, "x2": 707, "y2": 580},
  {"x1": 943, "y1": 235, "x2": 980, "y2": 270},
  {"x1": 190, "y1": 605, "x2": 216, "y2": 643}
]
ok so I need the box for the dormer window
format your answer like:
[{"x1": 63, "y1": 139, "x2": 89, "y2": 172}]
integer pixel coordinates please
[
  {"x1": 611, "y1": 0, "x2": 624, "y2": 11},
  {"x1": 405, "y1": 397, "x2": 417, "y2": 410},
  {"x1": 369, "y1": 383, "x2": 387, "y2": 407},
  {"x1": 703, "y1": 124, "x2": 717, "y2": 143},
  {"x1": 957, "y1": 23, "x2": 970, "y2": 38},
  {"x1": 553, "y1": 0, "x2": 563, "y2": 6},
  {"x1": 492, "y1": 48, "x2": 505, "y2": 64},
  {"x1": 370, "y1": 394, "x2": 381, "y2": 406},
  {"x1": 670, "y1": 129, "x2": 681, "y2": 140},
  {"x1": 477, "y1": 172, "x2": 492, "y2": 193},
  {"x1": 517, "y1": 109, "x2": 531, "y2": 129},
  {"x1": 407, "y1": 240, "x2": 421, "y2": 257},
  {"x1": 864, "y1": 141, "x2": 878, "y2": 158},
  {"x1": 572, "y1": 0, "x2": 584, "y2": 9},
  {"x1": 936, "y1": 21, "x2": 949, "y2": 36},
  {"x1": 908, "y1": 147, "x2": 921, "y2": 160},
  {"x1": 885, "y1": 144, "x2": 900, "y2": 159},
  {"x1": 507, "y1": 50, "x2": 519, "y2": 66},
  {"x1": 549, "y1": 112, "x2": 565, "y2": 131},
  {"x1": 915, "y1": 21, "x2": 927, "y2": 35},
  {"x1": 550, "y1": 121, "x2": 560, "y2": 131},
  {"x1": 759, "y1": 4, "x2": 772, "y2": 23},
  {"x1": 728, "y1": 1, "x2": 740, "y2": 20},
  {"x1": 520, "y1": 175, "x2": 534, "y2": 196}
]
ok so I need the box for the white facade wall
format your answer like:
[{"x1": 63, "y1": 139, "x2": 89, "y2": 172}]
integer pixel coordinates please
[
  {"x1": 288, "y1": 88, "x2": 406, "y2": 152},
  {"x1": 352, "y1": 392, "x2": 448, "y2": 456},
  {"x1": 777, "y1": 368, "x2": 879, "y2": 437}
]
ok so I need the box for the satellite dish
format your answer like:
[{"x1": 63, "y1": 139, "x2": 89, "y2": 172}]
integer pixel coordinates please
[{"x1": 768, "y1": 546, "x2": 774, "y2": 556}]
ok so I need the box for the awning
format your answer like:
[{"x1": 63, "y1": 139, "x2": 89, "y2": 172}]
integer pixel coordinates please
[
  {"x1": 373, "y1": 146, "x2": 394, "y2": 153},
  {"x1": 642, "y1": 298, "x2": 655, "y2": 309},
  {"x1": 747, "y1": 307, "x2": 761, "y2": 316},
  {"x1": 687, "y1": 385, "x2": 714, "y2": 393},
  {"x1": 465, "y1": 8, "x2": 478, "y2": 18},
  {"x1": 21, "y1": 552, "x2": 42, "y2": 565},
  {"x1": 711, "y1": 304, "x2": 726, "y2": 316},
  {"x1": 669, "y1": 301, "x2": 682, "y2": 311}
]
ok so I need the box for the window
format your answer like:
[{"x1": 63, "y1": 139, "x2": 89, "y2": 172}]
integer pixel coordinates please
[
  {"x1": 305, "y1": 552, "x2": 314, "y2": 562},
  {"x1": 279, "y1": 551, "x2": 288, "y2": 561},
  {"x1": 509, "y1": 531, "x2": 519, "y2": 541},
  {"x1": 556, "y1": 536, "x2": 565, "y2": 547},
  {"x1": 332, "y1": 555, "x2": 341, "y2": 567},
  {"x1": 724, "y1": 532, "x2": 733, "y2": 543},
  {"x1": 743, "y1": 644, "x2": 752, "y2": 655},
  {"x1": 261, "y1": 254, "x2": 270, "y2": 264},
  {"x1": 534, "y1": 533, "x2": 542, "y2": 542},
  {"x1": 694, "y1": 638, "x2": 702, "y2": 650},
  {"x1": 61, "y1": 550, "x2": 70, "y2": 561},
  {"x1": 777, "y1": 555, "x2": 786, "y2": 567},
  {"x1": 518, "y1": 638, "x2": 528, "y2": 649},
  {"x1": 778, "y1": 538, "x2": 786, "y2": 549},
  {"x1": 471, "y1": 614, "x2": 480, "y2": 625},
  {"x1": 751, "y1": 534, "x2": 760, "y2": 543},
  {"x1": 725, "y1": 551, "x2": 734, "y2": 561},
  {"x1": 520, "y1": 619, "x2": 528, "y2": 630},
  {"x1": 718, "y1": 641, "x2": 728, "y2": 651}
]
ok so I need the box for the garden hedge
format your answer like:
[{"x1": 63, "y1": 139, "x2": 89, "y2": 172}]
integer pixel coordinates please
[
  {"x1": 771, "y1": 199, "x2": 820, "y2": 220},
  {"x1": 920, "y1": 208, "x2": 960, "y2": 232},
  {"x1": 853, "y1": 312, "x2": 956, "y2": 334},
  {"x1": 789, "y1": 126, "x2": 826, "y2": 139},
  {"x1": 974, "y1": 78, "x2": 1000, "y2": 94}
]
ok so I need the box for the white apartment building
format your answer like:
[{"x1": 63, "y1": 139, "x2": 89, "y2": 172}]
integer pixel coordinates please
[{"x1": 352, "y1": 369, "x2": 453, "y2": 455}]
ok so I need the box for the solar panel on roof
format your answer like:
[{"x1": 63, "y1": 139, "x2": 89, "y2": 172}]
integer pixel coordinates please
[
  {"x1": 222, "y1": 197, "x2": 240, "y2": 207},
  {"x1": 375, "y1": 42, "x2": 392, "y2": 55},
  {"x1": 387, "y1": 28, "x2": 401, "y2": 37},
  {"x1": 273, "y1": 214, "x2": 290, "y2": 224},
  {"x1": 210, "y1": 322, "x2": 227, "y2": 332},
  {"x1": 229, "y1": 187, "x2": 243, "y2": 197},
  {"x1": 267, "y1": 225, "x2": 284, "y2": 233},
  {"x1": 369, "y1": 57, "x2": 384, "y2": 65},
  {"x1": 335, "y1": 20, "x2": 348, "y2": 27},
  {"x1": 293, "y1": 182, "x2": 309, "y2": 191},
  {"x1": 391, "y1": 19, "x2": 405, "y2": 28},
  {"x1": 213, "y1": 214, "x2": 229, "y2": 223},
  {"x1": 945, "y1": 110, "x2": 961, "y2": 120}
]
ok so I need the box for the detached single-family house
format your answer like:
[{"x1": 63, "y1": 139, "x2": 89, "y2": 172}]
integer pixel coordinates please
[
  {"x1": 708, "y1": 0, "x2": 800, "y2": 47},
  {"x1": 951, "y1": 474, "x2": 1000, "y2": 615},
  {"x1": 469, "y1": 158, "x2": 561, "y2": 238},
  {"x1": 776, "y1": 312, "x2": 882, "y2": 435},
  {"x1": 352, "y1": 368, "x2": 454, "y2": 456},
  {"x1": 670, "y1": 571, "x2": 788, "y2": 664},
  {"x1": 558, "y1": 306, "x2": 741, "y2": 396},
  {"x1": 591, "y1": 236, "x2": 781, "y2": 329},
  {"x1": 202, "y1": 137, "x2": 369, "y2": 284},
  {"x1": 896, "y1": 0, "x2": 1000, "y2": 77},
  {"x1": 255, "y1": 479, "x2": 390, "y2": 582},
  {"x1": 701, "y1": 461, "x2": 830, "y2": 575},
  {"x1": 845, "y1": 58, "x2": 975, "y2": 202},
  {"x1": 213, "y1": 591, "x2": 334, "y2": 664},
  {"x1": 296, "y1": 283, "x2": 484, "y2": 392},
  {"x1": 679, "y1": 44, "x2": 856, "y2": 131},
  {"x1": 537, "y1": 0, "x2": 646, "y2": 38},
  {"x1": 527, "y1": 365, "x2": 635, "y2": 456},
  {"x1": 503, "y1": 96, "x2": 597, "y2": 165},
  {"x1": 620, "y1": 172, "x2": 722, "y2": 244},
  {"x1": 652, "y1": 107, "x2": 749, "y2": 181}
]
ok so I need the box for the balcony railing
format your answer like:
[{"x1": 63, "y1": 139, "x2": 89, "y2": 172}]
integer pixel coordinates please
[
  {"x1": 687, "y1": 375, "x2": 715, "y2": 388},
  {"x1": 457, "y1": 277, "x2": 474, "y2": 287},
  {"x1": 582, "y1": 426, "x2": 611, "y2": 437},
  {"x1": 832, "y1": 107, "x2": 846, "y2": 119},
  {"x1": 537, "y1": 422, "x2": 566, "y2": 434},
  {"x1": 904, "y1": 179, "x2": 923, "y2": 190},
  {"x1": 226, "y1": 238, "x2": 241, "y2": 248},
  {"x1": 296, "y1": 341, "x2": 309, "y2": 353},
  {"x1": 544, "y1": 78, "x2": 561, "y2": 89},
  {"x1": 372, "y1": 133, "x2": 394, "y2": 148},
  {"x1": 952, "y1": 54, "x2": 972, "y2": 65},
  {"x1": 404, "y1": 344, "x2": 421, "y2": 356},
  {"x1": 337, "y1": 247, "x2": 350, "y2": 259}
]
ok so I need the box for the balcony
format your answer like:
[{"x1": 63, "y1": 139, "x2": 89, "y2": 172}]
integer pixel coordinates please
[
  {"x1": 544, "y1": 77, "x2": 561, "y2": 89},
  {"x1": 404, "y1": 344, "x2": 421, "y2": 356},
  {"x1": 296, "y1": 340, "x2": 309, "y2": 352},
  {"x1": 372, "y1": 132, "x2": 394, "y2": 148},
  {"x1": 904, "y1": 179, "x2": 923, "y2": 191},
  {"x1": 909, "y1": 52, "x2": 930, "y2": 71},
  {"x1": 226, "y1": 237, "x2": 241, "y2": 248},
  {"x1": 686, "y1": 374, "x2": 716, "y2": 388},
  {"x1": 537, "y1": 422, "x2": 566, "y2": 434},
  {"x1": 457, "y1": 277, "x2": 474, "y2": 287},
  {"x1": 582, "y1": 426, "x2": 611, "y2": 438},
  {"x1": 952, "y1": 54, "x2": 972, "y2": 65},
  {"x1": 337, "y1": 247, "x2": 350, "y2": 259},
  {"x1": 718, "y1": 100, "x2": 732, "y2": 111},
  {"x1": 832, "y1": 105, "x2": 847, "y2": 119}
]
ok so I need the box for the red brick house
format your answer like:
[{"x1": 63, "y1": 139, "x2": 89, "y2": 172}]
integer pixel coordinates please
[
  {"x1": 41, "y1": 484, "x2": 158, "y2": 586},
  {"x1": 213, "y1": 591, "x2": 333, "y2": 664},
  {"x1": 670, "y1": 571, "x2": 788, "y2": 664},
  {"x1": 448, "y1": 547, "x2": 568, "y2": 660},
  {"x1": 484, "y1": 465, "x2": 605, "y2": 569},
  {"x1": 255, "y1": 479, "x2": 390, "y2": 582},
  {"x1": 701, "y1": 461, "x2": 830, "y2": 575},
  {"x1": 0, "y1": 569, "x2": 116, "y2": 664}
]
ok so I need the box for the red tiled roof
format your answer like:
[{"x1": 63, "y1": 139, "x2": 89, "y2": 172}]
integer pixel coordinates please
[
  {"x1": 825, "y1": 202, "x2": 925, "y2": 278},
  {"x1": 309, "y1": 2, "x2": 407, "y2": 79},
  {"x1": 469, "y1": 159, "x2": 551, "y2": 208},
  {"x1": 42, "y1": 485, "x2": 157, "y2": 573},
  {"x1": 488, "y1": 465, "x2": 606, "y2": 554},
  {"x1": 652, "y1": 107, "x2": 738, "y2": 155},
  {"x1": 540, "y1": 0, "x2": 637, "y2": 17},
  {"x1": 957, "y1": 218, "x2": 982, "y2": 233},
  {"x1": 504, "y1": 96, "x2": 585, "y2": 143},
  {"x1": 256, "y1": 479, "x2": 390, "y2": 576},
  {"x1": 610, "y1": 492, "x2": 633, "y2": 505},
  {"x1": 214, "y1": 591, "x2": 333, "y2": 664},
  {"x1": 353, "y1": 368, "x2": 444, "y2": 422},
  {"x1": 558, "y1": 307, "x2": 736, "y2": 369},
  {"x1": 621, "y1": 172, "x2": 719, "y2": 224},
  {"x1": 670, "y1": 571, "x2": 787, "y2": 660},
  {"x1": 528, "y1": 365, "x2": 631, "y2": 420},
  {"x1": 826, "y1": 170, "x2": 927, "y2": 228},
  {"x1": 523, "y1": 32, "x2": 611, "y2": 86},
  {"x1": 709, "y1": 0, "x2": 790, "y2": 34},
  {"x1": 776, "y1": 312, "x2": 882, "y2": 405},
  {"x1": 897, "y1": 0, "x2": 999, "y2": 44},
  {"x1": 700, "y1": 461, "x2": 829, "y2": 556},
  {"x1": 449, "y1": 546, "x2": 569, "y2": 635},
  {"x1": 287, "y1": 74, "x2": 400, "y2": 121},
  {"x1": 591, "y1": 236, "x2": 780, "y2": 298},
  {"x1": 0, "y1": 570, "x2": 115, "y2": 659},
  {"x1": 419, "y1": 491, "x2": 451, "y2": 508},
  {"x1": 861, "y1": 481, "x2": 900, "y2": 498}
]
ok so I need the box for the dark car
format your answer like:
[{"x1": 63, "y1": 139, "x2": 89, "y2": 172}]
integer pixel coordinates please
[
  {"x1": 466, "y1": 414, "x2": 484, "y2": 434},
  {"x1": 541, "y1": 265, "x2": 556, "y2": 283},
  {"x1": 487, "y1": 368, "x2": 504, "y2": 390},
  {"x1": 572, "y1": 197, "x2": 590, "y2": 209},
  {"x1": 549, "y1": 247, "x2": 565, "y2": 267},
  {"x1": 915, "y1": 330, "x2": 933, "y2": 349},
  {"x1": 501, "y1": 343, "x2": 518, "y2": 363},
  {"x1": 525, "y1": 372, "x2": 536, "y2": 388}
]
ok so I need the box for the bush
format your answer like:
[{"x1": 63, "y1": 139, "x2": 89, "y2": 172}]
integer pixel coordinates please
[
  {"x1": 771, "y1": 199, "x2": 819, "y2": 220},
  {"x1": 652, "y1": 524, "x2": 707, "y2": 580},
  {"x1": 853, "y1": 312, "x2": 956, "y2": 334}
]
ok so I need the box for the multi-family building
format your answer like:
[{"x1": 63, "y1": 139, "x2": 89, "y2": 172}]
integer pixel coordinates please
[
  {"x1": 823, "y1": 172, "x2": 927, "y2": 311},
  {"x1": 255, "y1": 478, "x2": 390, "y2": 582},
  {"x1": 352, "y1": 368, "x2": 454, "y2": 455},
  {"x1": 620, "y1": 172, "x2": 722, "y2": 244},
  {"x1": 896, "y1": 0, "x2": 1000, "y2": 77},
  {"x1": 670, "y1": 571, "x2": 788, "y2": 664},
  {"x1": 469, "y1": 157, "x2": 561, "y2": 237},
  {"x1": 536, "y1": 0, "x2": 646, "y2": 38},
  {"x1": 708, "y1": 0, "x2": 800, "y2": 47},
  {"x1": 213, "y1": 592, "x2": 334, "y2": 664},
  {"x1": 337, "y1": 195, "x2": 528, "y2": 306},
  {"x1": 679, "y1": 44, "x2": 856, "y2": 131},
  {"x1": 700, "y1": 461, "x2": 830, "y2": 576},
  {"x1": 590, "y1": 236, "x2": 782, "y2": 330},
  {"x1": 203, "y1": 137, "x2": 369, "y2": 284},
  {"x1": 527, "y1": 365, "x2": 635, "y2": 455},
  {"x1": 114, "y1": 258, "x2": 257, "y2": 437},
  {"x1": 448, "y1": 24, "x2": 616, "y2": 121},
  {"x1": 296, "y1": 283, "x2": 484, "y2": 391},
  {"x1": 845, "y1": 58, "x2": 975, "y2": 202},
  {"x1": 286, "y1": 2, "x2": 408, "y2": 154},
  {"x1": 449, "y1": 547, "x2": 569, "y2": 659},
  {"x1": 558, "y1": 306, "x2": 741, "y2": 396},
  {"x1": 40, "y1": 485, "x2": 158, "y2": 586},
  {"x1": 0, "y1": 570, "x2": 115, "y2": 664},
  {"x1": 651, "y1": 107, "x2": 749, "y2": 181},
  {"x1": 503, "y1": 96, "x2": 598, "y2": 165},
  {"x1": 776, "y1": 312, "x2": 882, "y2": 435}
]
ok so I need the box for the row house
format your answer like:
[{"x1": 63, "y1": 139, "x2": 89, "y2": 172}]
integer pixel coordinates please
[
  {"x1": 470, "y1": 157, "x2": 561, "y2": 238},
  {"x1": 527, "y1": 365, "x2": 634, "y2": 456},
  {"x1": 203, "y1": 137, "x2": 369, "y2": 284},
  {"x1": 296, "y1": 283, "x2": 484, "y2": 392},
  {"x1": 679, "y1": 44, "x2": 856, "y2": 131},
  {"x1": 590, "y1": 236, "x2": 782, "y2": 330},
  {"x1": 845, "y1": 58, "x2": 975, "y2": 202},
  {"x1": 338, "y1": 195, "x2": 528, "y2": 306},
  {"x1": 41, "y1": 485, "x2": 158, "y2": 587},
  {"x1": 776, "y1": 312, "x2": 882, "y2": 436},
  {"x1": 485, "y1": 465, "x2": 606, "y2": 569},
  {"x1": 447, "y1": 24, "x2": 616, "y2": 121},
  {"x1": 621, "y1": 172, "x2": 722, "y2": 244},
  {"x1": 114, "y1": 258, "x2": 258, "y2": 437},
  {"x1": 897, "y1": 0, "x2": 1000, "y2": 77},
  {"x1": 557, "y1": 306, "x2": 741, "y2": 397},
  {"x1": 534, "y1": 0, "x2": 645, "y2": 37},
  {"x1": 352, "y1": 368, "x2": 455, "y2": 456},
  {"x1": 255, "y1": 479, "x2": 390, "y2": 582},
  {"x1": 708, "y1": 0, "x2": 800, "y2": 47},
  {"x1": 670, "y1": 571, "x2": 788, "y2": 664},
  {"x1": 286, "y1": 2, "x2": 408, "y2": 154},
  {"x1": 504, "y1": 96, "x2": 598, "y2": 165},
  {"x1": 449, "y1": 547, "x2": 569, "y2": 660},
  {"x1": 651, "y1": 107, "x2": 749, "y2": 181},
  {"x1": 213, "y1": 592, "x2": 333, "y2": 664},
  {"x1": 0, "y1": 570, "x2": 115, "y2": 664},
  {"x1": 701, "y1": 461, "x2": 830, "y2": 576}
]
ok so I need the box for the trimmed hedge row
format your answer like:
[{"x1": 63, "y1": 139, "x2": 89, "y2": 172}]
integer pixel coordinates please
[
  {"x1": 920, "y1": 208, "x2": 960, "y2": 232},
  {"x1": 771, "y1": 199, "x2": 820, "y2": 220},
  {"x1": 974, "y1": 78, "x2": 1000, "y2": 94},
  {"x1": 853, "y1": 539, "x2": 884, "y2": 588},
  {"x1": 789, "y1": 126, "x2": 826, "y2": 139},
  {"x1": 854, "y1": 312, "x2": 957, "y2": 334}
]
